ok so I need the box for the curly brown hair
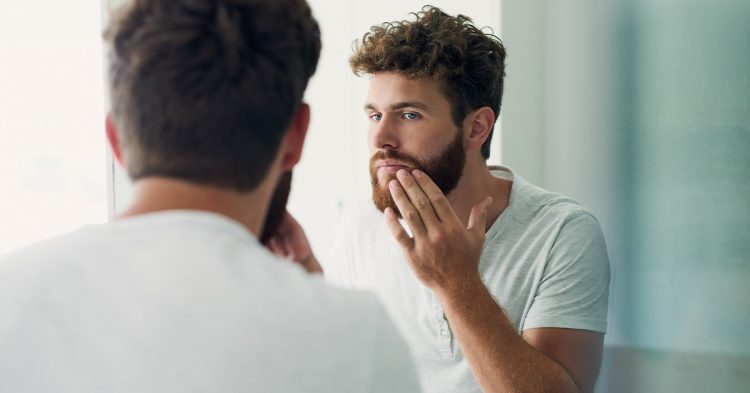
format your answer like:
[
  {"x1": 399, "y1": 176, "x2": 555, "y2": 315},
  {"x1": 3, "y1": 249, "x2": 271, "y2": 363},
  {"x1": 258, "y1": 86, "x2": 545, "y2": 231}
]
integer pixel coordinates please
[
  {"x1": 350, "y1": 5, "x2": 506, "y2": 159},
  {"x1": 105, "y1": 0, "x2": 320, "y2": 191}
]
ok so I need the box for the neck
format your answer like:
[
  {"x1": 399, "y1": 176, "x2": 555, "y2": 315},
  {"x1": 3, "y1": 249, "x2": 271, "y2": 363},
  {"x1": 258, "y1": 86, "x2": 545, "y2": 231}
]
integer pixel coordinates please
[
  {"x1": 118, "y1": 177, "x2": 270, "y2": 238},
  {"x1": 446, "y1": 156, "x2": 512, "y2": 231}
]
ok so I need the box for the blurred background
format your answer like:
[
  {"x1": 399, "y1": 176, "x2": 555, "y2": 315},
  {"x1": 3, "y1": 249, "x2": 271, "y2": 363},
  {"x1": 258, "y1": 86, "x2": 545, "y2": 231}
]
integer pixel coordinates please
[{"x1": 1, "y1": 0, "x2": 748, "y2": 391}]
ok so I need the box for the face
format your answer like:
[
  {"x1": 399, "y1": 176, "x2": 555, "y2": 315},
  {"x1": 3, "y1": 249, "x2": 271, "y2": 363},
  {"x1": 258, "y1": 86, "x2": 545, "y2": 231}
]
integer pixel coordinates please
[{"x1": 365, "y1": 72, "x2": 466, "y2": 217}]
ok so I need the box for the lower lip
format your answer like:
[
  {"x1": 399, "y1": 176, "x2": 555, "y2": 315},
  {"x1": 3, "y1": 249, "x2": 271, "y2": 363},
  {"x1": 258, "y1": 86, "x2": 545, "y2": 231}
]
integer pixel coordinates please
[{"x1": 377, "y1": 165, "x2": 409, "y2": 176}]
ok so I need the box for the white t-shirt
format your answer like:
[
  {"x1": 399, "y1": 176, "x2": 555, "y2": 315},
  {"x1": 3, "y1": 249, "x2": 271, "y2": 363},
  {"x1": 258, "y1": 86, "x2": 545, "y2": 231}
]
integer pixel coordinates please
[
  {"x1": 0, "y1": 210, "x2": 421, "y2": 393},
  {"x1": 324, "y1": 166, "x2": 610, "y2": 393}
]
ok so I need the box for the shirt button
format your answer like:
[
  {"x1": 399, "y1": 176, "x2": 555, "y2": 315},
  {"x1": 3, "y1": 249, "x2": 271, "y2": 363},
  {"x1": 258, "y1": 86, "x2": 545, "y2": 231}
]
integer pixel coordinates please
[{"x1": 440, "y1": 329, "x2": 450, "y2": 338}]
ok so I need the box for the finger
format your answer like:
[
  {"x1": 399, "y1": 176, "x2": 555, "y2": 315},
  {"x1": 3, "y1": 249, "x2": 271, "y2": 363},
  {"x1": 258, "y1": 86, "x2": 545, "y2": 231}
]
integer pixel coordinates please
[
  {"x1": 384, "y1": 207, "x2": 414, "y2": 249},
  {"x1": 411, "y1": 169, "x2": 460, "y2": 224},
  {"x1": 267, "y1": 236, "x2": 285, "y2": 257},
  {"x1": 467, "y1": 196, "x2": 493, "y2": 237},
  {"x1": 273, "y1": 236, "x2": 293, "y2": 259},
  {"x1": 277, "y1": 211, "x2": 300, "y2": 235},
  {"x1": 275, "y1": 212, "x2": 294, "y2": 237},
  {"x1": 389, "y1": 179, "x2": 428, "y2": 238},
  {"x1": 280, "y1": 236, "x2": 295, "y2": 259},
  {"x1": 396, "y1": 169, "x2": 441, "y2": 228}
]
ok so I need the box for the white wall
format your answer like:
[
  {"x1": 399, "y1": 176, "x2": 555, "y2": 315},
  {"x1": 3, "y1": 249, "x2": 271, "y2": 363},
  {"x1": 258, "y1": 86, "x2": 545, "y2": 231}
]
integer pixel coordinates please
[{"x1": 0, "y1": 1, "x2": 108, "y2": 255}]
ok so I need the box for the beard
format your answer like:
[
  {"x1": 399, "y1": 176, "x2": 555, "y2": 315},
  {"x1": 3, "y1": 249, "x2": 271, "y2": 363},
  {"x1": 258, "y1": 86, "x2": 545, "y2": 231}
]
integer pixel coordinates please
[
  {"x1": 369, "y1": 130, "x2": 465, "y2": 218},
  {"x1": 260, "y1": 171, "x2": 292, "y2": 244}
]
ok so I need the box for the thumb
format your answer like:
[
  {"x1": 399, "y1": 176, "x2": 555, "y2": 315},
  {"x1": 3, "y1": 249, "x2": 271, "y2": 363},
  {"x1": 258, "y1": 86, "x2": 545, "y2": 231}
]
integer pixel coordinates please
[{"x1": 467, "y1": 196, "x2": 493, "y2": 236}]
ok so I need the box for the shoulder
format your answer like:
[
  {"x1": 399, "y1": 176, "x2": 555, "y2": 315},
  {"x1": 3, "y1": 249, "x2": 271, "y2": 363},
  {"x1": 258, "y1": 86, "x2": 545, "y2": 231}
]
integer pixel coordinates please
[
  {"x1": 304, "y1": 279, "x2": 420, "y2": 391},
  {"x1": 0, "y1": 226, "x2": 95, "y2": 277},
  {"x1": 295, "y1": 272, "x2": 382, "y2": 315},
  {"x1": 512, "y1": 175, "x2": 602, "y2": 233},
  {"x1": 283, "y1": 271, "x2": 409, "y2": 356},
  {"x1": 260, "y1": 259, "x2": 390, "y2": 329}
]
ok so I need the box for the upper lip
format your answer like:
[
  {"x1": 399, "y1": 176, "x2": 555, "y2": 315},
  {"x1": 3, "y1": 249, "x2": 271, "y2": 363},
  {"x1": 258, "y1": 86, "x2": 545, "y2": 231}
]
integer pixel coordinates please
[{"x1": 376, "y1": 160, "x2": 411, "y2": 169}]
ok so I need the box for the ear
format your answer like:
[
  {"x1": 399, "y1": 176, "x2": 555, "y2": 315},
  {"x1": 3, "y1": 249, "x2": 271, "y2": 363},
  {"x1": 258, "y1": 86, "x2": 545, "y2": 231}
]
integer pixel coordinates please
[
  {"x1": 105, "y1": 113, "x2": 125, "y2": 167},
  {"x1": 463, "y1": 106, "x2": 495, "y2": 153},
  {"x1": 279, "y1": 103, "x2": 311, "y2": 170}
]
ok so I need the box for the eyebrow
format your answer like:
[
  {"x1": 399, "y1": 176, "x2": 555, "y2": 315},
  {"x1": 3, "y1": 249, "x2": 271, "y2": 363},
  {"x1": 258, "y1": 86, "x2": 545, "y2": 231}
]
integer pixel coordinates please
[{"x1": 364, "y1": 101, "x2": 430, "y2": 112}]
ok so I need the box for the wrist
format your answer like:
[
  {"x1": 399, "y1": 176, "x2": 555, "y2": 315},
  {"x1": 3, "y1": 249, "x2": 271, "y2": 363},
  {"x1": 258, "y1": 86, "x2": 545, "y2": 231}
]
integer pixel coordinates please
[{"x1": 433, "y1": 273, "x2": 486, "y2": 304}]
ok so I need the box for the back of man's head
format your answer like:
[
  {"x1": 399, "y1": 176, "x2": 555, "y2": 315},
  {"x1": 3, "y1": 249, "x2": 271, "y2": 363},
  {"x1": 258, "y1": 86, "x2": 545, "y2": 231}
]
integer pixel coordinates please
[{"x1": 105, "y1": 0, "x2": 320, "y2": 191}]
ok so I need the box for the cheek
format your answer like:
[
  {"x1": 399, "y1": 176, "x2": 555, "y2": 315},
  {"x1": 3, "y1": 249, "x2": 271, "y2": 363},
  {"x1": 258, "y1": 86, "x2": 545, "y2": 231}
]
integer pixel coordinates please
[
  {"x1": 413, "y1": 137, "x2": 443, "y2": 160},
  {"x1": 366, "y1": 125, "x2": 378, "y2": 150}
]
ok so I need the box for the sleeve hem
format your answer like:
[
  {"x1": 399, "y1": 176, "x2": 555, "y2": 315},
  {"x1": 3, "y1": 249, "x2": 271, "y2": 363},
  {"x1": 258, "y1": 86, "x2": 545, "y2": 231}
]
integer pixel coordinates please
[{"x1": 522, "y1": 316, "x2": 608, "y2": 333}]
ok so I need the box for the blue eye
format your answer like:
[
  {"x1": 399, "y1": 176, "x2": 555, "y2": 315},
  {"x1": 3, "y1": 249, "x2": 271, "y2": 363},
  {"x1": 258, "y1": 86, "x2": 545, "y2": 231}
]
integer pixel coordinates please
[
  {"x1": 369, "y1": 113, "x2": 382, "y2": 121},
  {"x1": 403, "y1": 112, "x2": 419, "y2": 120}
]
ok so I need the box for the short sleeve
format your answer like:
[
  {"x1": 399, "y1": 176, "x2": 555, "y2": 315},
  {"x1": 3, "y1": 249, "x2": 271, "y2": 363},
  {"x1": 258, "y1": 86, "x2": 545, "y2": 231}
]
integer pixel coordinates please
[{"x1": 523, "y1": 211, "x2": 611, "y2": 333}]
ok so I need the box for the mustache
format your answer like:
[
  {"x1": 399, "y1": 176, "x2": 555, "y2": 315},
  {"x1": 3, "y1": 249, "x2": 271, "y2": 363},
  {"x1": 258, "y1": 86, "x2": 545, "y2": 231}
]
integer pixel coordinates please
[{"x1": 369, "y1": 150, "x2": 422, "y2": 169}]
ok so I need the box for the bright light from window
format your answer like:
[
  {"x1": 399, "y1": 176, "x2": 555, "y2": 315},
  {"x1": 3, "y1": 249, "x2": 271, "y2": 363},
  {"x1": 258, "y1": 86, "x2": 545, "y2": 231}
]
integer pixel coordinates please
[{"x1": 0, "y1": 2, "x2": 107, "y2": 255}]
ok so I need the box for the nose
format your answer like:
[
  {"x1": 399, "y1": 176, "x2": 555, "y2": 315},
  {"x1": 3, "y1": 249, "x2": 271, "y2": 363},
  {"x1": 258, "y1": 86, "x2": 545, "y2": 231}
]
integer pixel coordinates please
[{"x1": 370, "y1": 115, "x2": 399, "y2": 150}]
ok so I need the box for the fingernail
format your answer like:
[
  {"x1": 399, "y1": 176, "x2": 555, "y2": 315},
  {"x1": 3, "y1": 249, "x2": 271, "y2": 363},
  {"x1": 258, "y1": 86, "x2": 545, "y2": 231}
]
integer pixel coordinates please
[{"x1": 412, "y1": 169, "x2": 422, "y2": 177}]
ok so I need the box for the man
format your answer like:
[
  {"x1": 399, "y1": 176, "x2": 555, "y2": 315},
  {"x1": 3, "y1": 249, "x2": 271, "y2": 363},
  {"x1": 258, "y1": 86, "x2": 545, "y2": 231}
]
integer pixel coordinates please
[
  {"x1": 322, "y1": 6, "x2": 611, "y2": 393},
  {"x1": 0, "y1": 1, "x2": 419, "y2": 392}
]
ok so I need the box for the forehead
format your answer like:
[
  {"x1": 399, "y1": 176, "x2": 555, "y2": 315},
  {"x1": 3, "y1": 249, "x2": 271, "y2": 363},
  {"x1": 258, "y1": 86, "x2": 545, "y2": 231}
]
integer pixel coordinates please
[{"x1": 365, "y1": 72, "x2": 451, "y2": 110}]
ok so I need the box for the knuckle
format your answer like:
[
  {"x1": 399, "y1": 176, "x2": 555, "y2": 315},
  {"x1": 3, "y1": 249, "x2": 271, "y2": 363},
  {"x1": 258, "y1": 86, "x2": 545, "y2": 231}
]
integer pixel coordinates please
[
  {"x1": 415, "y1": 198, "x2": 429, "y2": 210},
  {"x1": 435, "y1": 198, "x2": 451, "y2": 211},
  {"x1": 404, "y1": 209, "x2": 419, "y2": 221},
  {"x1": 431, "y1": 232, "x2": 446, "y2": 243},
  {"x1": 429, "y1": 194, "x2": 444, "y2": 204}
]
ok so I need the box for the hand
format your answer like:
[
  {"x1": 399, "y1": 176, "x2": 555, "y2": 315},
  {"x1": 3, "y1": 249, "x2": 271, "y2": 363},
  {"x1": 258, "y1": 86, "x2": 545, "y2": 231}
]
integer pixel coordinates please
[
  {"x1": 385, "y1": 169, "x2": 492, "y2": 295},
  {"x1": 266, "y1": 211, "x2": 323, "y2": 274}
]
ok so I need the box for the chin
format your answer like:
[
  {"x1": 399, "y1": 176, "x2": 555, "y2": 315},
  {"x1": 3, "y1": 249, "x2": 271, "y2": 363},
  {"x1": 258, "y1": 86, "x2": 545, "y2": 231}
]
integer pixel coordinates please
[{"x1": 377, "y1": 174, "x2": 396, "y2": 188}]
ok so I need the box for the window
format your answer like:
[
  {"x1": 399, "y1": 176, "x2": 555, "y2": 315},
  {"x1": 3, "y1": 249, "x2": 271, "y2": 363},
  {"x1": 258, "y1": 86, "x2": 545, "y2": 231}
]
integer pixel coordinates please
[{"x1": 0, "y1": 2, "x2": 107, "y2": 255}]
